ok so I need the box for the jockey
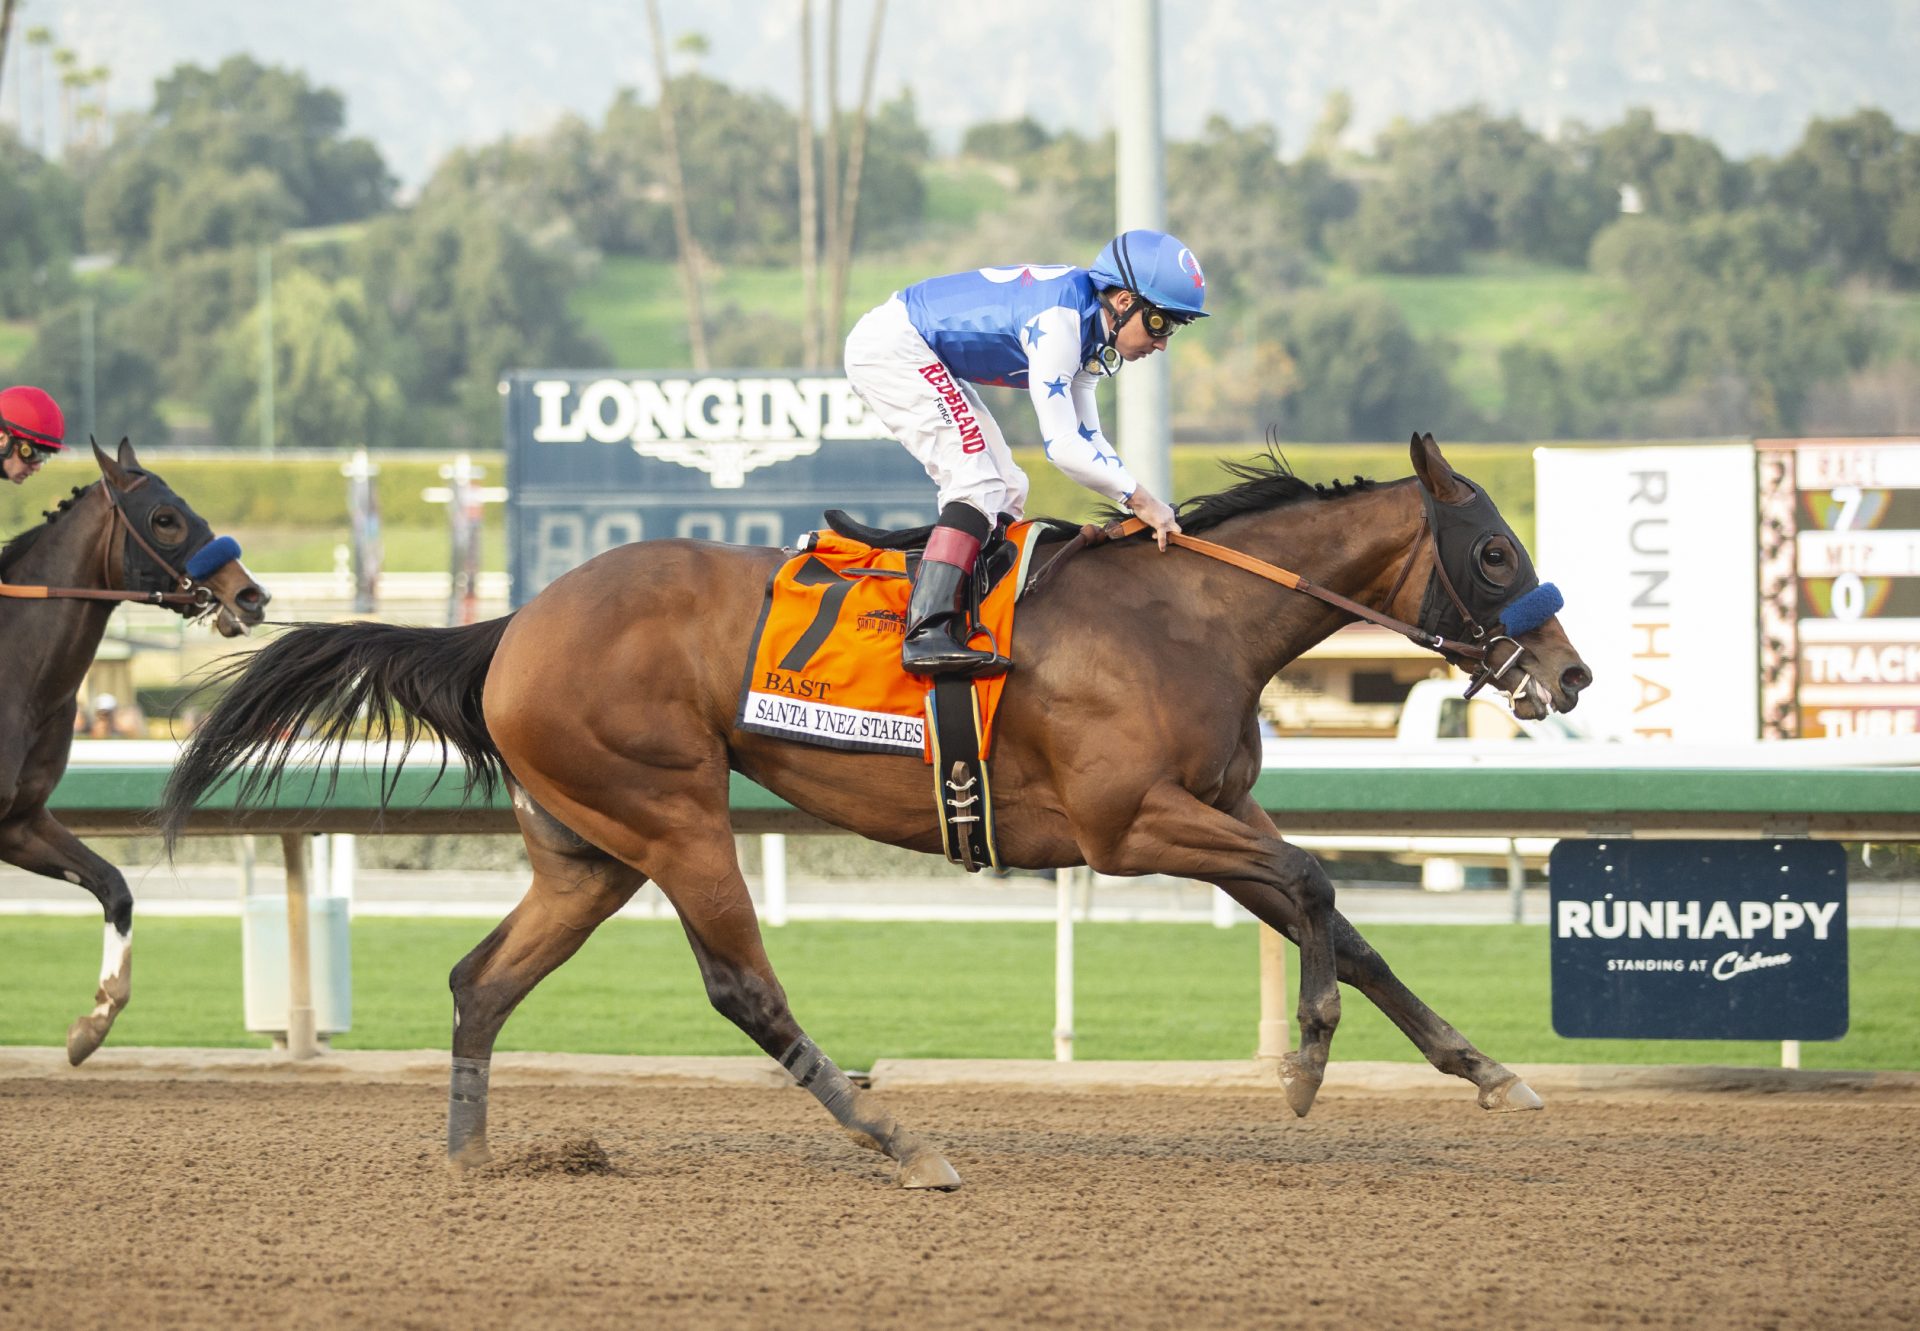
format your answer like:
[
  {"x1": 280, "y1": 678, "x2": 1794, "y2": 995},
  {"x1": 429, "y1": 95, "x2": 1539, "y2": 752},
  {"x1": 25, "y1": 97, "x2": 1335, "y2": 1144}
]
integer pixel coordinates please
[
  {"x1": 0, "y1": 385, "x2": 66, "y2": 487},
  {"x1": 845, "y1": 228, "x2": 1206, "y2": 677}
]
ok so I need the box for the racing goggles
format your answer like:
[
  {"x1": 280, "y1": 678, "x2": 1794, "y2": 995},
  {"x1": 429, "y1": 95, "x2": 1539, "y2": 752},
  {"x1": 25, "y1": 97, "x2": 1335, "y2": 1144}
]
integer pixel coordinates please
[
  {"x1": 8, "y1": 436, "x2": 50, "y2": 465},
  {"x1": 1137, "y1": 301, "x2": 1194, "y2": 338}
]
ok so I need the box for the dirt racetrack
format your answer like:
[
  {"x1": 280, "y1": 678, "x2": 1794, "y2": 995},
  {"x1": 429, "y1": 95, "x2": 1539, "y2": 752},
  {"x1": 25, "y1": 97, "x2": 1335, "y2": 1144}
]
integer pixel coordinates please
[{"x1": 4, "y1": 1068, "x2": 1917, "y2": 1329}]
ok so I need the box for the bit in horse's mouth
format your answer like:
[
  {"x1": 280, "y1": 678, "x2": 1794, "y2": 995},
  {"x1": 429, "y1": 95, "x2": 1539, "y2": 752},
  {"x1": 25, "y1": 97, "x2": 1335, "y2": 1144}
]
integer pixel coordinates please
[{"x1": 1509, "y1": 676, "x2": 1555, "y2": 720}]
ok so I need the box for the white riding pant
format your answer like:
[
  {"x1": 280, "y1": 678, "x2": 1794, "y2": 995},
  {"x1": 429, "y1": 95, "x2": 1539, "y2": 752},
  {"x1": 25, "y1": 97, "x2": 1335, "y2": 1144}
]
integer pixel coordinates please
[{"x1": 844, "y1": 296, "x2": 1030, "y2": 523}]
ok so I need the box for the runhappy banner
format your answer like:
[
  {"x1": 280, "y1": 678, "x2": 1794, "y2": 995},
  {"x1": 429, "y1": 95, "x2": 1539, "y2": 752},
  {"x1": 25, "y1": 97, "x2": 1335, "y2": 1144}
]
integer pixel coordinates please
[{"x1": 1549, "y1": 839, "x2": 1848, "y2": 1040}]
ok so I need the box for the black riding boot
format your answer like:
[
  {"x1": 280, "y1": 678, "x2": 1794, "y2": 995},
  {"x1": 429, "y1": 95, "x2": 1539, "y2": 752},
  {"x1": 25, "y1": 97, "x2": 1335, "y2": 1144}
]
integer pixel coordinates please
[{"x1": 902, "y1": 558, "x2": 1011, "y2": 679}]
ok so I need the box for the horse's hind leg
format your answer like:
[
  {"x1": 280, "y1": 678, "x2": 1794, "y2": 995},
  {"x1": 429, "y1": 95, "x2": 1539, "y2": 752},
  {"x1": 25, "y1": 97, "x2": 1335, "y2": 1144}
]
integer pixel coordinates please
[
  {"x1": 0, "y1": 809, "x2": 133, "y2": 1065},
  {"x1": 445, "y1": 791, "x2": 645, "y2": 1167},
  {"x1": 618, "y1": 812, "x2": 959, "y2": 1190},
  {"x1": 1325, "y1": 911, "x2": 1542, "y2": 1111}
]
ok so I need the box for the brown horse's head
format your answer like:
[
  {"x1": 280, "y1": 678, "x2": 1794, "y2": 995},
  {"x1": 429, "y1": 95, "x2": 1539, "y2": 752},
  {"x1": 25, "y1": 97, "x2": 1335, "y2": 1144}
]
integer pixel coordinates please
[
  {"x1": 92, "y1": 438, "x2": 270, "y2": 637},
  {"x1": 1406, "y1": 432, "x2": 1590, "y2": 721}
]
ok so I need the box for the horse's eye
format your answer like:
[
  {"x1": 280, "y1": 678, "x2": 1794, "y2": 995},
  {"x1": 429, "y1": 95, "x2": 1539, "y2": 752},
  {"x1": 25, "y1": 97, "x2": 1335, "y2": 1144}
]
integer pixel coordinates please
[{"x1": 1485, "y1": 547, "x2": 1505, "y2": 565}]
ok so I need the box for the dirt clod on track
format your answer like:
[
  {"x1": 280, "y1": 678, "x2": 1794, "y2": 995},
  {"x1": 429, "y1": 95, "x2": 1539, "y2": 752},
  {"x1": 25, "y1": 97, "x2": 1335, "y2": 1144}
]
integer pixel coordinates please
[
  {"x1": 490, "y1": 1134, "x2": 614, "y2": 1177},
  {"x1": 3, "y1": 1076, "x2": 1917, "y2": 1329}
]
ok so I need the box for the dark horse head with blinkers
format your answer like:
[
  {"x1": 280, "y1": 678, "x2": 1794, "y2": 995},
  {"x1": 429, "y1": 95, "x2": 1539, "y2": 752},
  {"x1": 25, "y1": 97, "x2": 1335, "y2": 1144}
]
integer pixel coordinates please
[
  {"x1": 1, "y1": 439, "x2": 268, "y2": 1061},
  {"x1": 164, "y1": 432, "x2": 1586, "y2": 1188}
]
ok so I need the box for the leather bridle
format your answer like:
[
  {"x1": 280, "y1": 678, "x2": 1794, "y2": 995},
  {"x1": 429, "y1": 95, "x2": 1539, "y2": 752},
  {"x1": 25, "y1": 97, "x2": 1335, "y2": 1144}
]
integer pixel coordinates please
[
  {"x1": 1095, "y1": 513, "x2": 1535, "y2": 701},
  {"x1": 0, "y1": 480, "x2": 221, "y2": 612}
]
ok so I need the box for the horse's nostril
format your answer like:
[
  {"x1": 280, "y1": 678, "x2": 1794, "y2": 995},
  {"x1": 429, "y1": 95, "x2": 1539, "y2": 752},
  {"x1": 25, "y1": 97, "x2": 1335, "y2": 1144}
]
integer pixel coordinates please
[
  {"x1": 239, "y1": 586, "x2": 268, "y2": 611},
  {"x1": 1561, "y1": 663, "x2": 1592, "y2": 695}
]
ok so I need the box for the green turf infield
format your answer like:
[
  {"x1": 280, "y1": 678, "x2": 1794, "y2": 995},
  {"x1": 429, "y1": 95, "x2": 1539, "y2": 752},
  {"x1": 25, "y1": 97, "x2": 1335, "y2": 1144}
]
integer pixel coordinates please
[{"x1": 6, "y1": 917, "x2": 1914, "y2": 1071}]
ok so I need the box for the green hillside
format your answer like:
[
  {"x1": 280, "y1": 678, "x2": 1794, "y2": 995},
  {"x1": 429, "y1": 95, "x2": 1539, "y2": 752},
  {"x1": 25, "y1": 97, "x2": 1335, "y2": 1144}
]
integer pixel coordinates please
[
  {"x1": 571, "y1": 253, "x2": 1635, "y2": 425},
  {"x1": 1325, "y1": 257, "x2": 1636, "y2": 414}
]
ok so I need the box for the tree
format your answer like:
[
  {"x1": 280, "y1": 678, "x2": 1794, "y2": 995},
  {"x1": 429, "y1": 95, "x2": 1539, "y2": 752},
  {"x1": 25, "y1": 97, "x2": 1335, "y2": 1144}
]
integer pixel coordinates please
[
  {"x1": 1586, "y1": 210, "x2": 1864, "y2": 431},
  {"x1": 352, "y1": 199, "x2": 605, "y2": 447},
  {"x1": 646, "y1": 0, "x2": 710, "y2": 369},
  {"x1": 82, "y1": 55, "x2": 393, "y2": 257},
  {"x1": 961, "y1": 116, "x2": 1052, "y2": 161},
  {"x1": 147, "y1": 166, "x2": 300, "y2": 262},
  {"x1": 0, "y1": 0, "x2": 16, "y2": 108},
  {"x1": 207, "y1": 267, "x2": 400, "y2": 450},
  {"x1": 0, "y1": 135, "x2": 80, "y2": 318},
  {"x1": 1593, "y1": 108, "x2": 1749, "y2": 221},
  {"x1": 1337, "y1": 107, "x2": 1614, "y2": 272},
  {"x1": 1167, "y1": 115, "x2": 1310, "y2": 300},
  {"x1": 1497, "y1": 344, "x2": 1585, "y2": 439},
  {"x1": 51, "y1": 45, "x2": 73, "y2": 153},
  {"x1": 1770, "y1": 109, "x2": 1920, "y2": 286},
  {"x1": 795, "y1": 0, "x2": 820, "y2": 365},
  {"x1": 115, "y1": 247, "x2": 259, "y2": 391},
  {"x1": 1260, "y1": 288, "x2": 1463, "y2": 441},
  {"x1": 23, "y1": 24, "x2": 49, "y2": 153},
  {"x1": 14, "y1": 298, "x2": 166, "y2": 444},
  {"x1": 824, "y1": 1, "x2": 887, "y2": 353}
]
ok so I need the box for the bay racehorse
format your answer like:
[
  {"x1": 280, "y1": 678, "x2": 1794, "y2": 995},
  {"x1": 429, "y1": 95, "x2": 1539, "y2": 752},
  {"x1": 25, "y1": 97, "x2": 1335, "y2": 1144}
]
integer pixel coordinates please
[
  {"x1": 162, "y1": 433, "x2": 1587, "y2": 1188},
  {"x1": 3, "y1": 439, "x2": 268, "y2": 1061}
]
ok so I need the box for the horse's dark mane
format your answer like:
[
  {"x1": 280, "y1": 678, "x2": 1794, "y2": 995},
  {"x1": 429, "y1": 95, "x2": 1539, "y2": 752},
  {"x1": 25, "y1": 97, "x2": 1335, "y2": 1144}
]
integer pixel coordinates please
[
  {"x1": 0, "y1": 485, "x2": 94, "y2": 576},
  {"x1": 1169, "y1": 450, "x2": 1377, "y2": 534}
]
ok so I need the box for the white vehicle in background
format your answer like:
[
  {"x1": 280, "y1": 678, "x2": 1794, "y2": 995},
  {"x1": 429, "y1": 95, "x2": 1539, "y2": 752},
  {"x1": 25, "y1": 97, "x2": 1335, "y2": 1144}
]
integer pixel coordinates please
[{"x1": 1392, "y1": 675, "x2": 1589, "y2": 745}]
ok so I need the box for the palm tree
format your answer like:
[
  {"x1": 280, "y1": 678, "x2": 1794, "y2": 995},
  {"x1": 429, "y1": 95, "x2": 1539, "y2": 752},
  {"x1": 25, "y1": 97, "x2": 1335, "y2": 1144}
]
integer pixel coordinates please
[
  {"x1": 52, "y1": 44, "x2": 75, "y2": 156},
  {"x1": 82, "y1": 64, "x2": 108, "y2": 148},
  {"x1": 826, "y1": 2, "x2": 887, "y2": 348},
  {"x1": 24, "y1": 24, "x2": 50, "y2": 152},
  {"x1": 644, "y1": 0, "x2": 711, "y2": 370},
  {"x1": 0, "y1": 0, "x2": 18, "y2": 112},
  {"x1": 797, "y1": 0, "x2": 821, "y2": 365}
]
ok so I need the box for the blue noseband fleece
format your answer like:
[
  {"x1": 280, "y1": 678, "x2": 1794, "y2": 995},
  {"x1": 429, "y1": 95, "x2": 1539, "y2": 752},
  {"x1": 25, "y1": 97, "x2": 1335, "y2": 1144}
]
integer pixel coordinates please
[
  {"x1": 1499, "y1": 582, "x2": 1563, "y2": 636},
  {"x1": 185, "y1": 535, "x2": 243, "y2": 579}
]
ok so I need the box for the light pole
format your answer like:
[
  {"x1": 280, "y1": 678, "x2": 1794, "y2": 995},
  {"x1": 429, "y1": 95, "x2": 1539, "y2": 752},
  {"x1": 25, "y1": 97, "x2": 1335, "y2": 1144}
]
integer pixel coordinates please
[
  {"x1": 257, "y1": 246, "x2": 275, "y2": 454},
  {"x1": 1114, "y1": 0, "x2": 1172, "y2": 506}
]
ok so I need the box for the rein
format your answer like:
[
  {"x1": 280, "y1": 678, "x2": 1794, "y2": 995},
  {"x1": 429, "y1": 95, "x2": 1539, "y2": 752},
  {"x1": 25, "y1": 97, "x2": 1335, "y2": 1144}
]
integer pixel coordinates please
[
  {"x1": 1097, "y1": 515, "x2": 1530, "y2": 698},
  {"x1": 0, "y1": 483, "x2": 217, "y2": 611}
]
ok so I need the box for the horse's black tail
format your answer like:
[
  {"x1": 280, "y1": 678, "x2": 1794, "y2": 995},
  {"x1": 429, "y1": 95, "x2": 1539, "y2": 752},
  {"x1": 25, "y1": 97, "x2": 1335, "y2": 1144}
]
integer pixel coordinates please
[{"x1": 160, "y1": 615, "x2": 516, "y2": 848}]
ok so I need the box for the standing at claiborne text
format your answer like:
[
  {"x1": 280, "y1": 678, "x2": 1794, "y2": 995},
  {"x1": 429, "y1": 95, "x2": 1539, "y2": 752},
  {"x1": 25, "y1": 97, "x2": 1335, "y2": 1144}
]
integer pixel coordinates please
[
  {"x1": 844, "y1": 229, "x2": 1206, "y2": 677},
  {"x1": 0, "y1": 386, "x2": 65, "y2": 489}
]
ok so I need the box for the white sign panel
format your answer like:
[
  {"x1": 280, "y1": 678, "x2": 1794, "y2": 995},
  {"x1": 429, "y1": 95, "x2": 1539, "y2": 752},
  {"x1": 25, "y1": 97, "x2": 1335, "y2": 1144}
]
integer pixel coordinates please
[{"x1": 1535, "y1": 445, "x2": 1758, "y2": 743}]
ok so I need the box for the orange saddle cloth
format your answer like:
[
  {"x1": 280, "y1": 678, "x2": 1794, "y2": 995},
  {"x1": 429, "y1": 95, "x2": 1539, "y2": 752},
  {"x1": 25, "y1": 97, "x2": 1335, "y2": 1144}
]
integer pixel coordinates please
[{"x1": 738, "y1": 523, "x2": 1042, "y2": 759}]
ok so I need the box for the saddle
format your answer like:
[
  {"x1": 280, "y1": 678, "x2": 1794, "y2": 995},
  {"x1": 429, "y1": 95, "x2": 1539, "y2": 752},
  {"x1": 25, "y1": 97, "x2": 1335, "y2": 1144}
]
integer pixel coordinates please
[
  {"x1": 741, "y1": 515, "x2": 1066, "y2": 872},
  {"x1": 821, "y1": 508, "x2": 1081, "y2": 598}
]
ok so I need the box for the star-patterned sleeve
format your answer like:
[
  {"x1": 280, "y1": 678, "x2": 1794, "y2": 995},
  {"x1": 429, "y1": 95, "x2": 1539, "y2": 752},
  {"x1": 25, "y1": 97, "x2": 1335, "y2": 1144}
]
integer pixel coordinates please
[{"x1": 1021, "y1": 306, "x2": 1138, "y2": 504}]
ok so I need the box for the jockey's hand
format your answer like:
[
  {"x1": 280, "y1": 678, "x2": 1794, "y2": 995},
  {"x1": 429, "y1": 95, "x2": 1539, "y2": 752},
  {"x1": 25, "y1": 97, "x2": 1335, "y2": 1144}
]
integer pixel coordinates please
[{"x1": 1127, "y1": 487, "x2": 1182, "y2": 552}]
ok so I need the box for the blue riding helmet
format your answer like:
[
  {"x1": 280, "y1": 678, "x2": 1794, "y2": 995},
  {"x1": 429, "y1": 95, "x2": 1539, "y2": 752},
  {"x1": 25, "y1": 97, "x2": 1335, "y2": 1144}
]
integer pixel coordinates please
[{"x1": 1088, "y1": 229, "x2": 1210, "y2": 319}]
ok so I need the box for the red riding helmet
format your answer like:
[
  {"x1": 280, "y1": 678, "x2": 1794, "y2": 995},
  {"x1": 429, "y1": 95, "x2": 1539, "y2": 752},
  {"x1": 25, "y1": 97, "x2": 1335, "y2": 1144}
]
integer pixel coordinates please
[{"x1": 0, "y1": 386, "x2": 66, "y2": 451}]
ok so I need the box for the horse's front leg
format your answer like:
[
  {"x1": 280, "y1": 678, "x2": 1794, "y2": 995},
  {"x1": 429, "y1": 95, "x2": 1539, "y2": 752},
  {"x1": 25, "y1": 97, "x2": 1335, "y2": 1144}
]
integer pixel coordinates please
[
  {"x1": 1090, "y1": 787, "x2": 1341, "y2": 1117},
  {"x1": 1237, "y1": 800, "x2": 1543, "y2": 1113},
  {"x1": 0, "y1": 808, "x2": 133, "y2": 1064}
]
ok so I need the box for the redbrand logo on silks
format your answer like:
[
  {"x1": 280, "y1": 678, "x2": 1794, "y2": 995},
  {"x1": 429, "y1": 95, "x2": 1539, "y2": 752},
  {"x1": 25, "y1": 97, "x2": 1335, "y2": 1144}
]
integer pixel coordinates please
[
  {"x1": 1178, "y1": 247, "x2": 1205, "y2": 291},
  {"x1": 918, "y1": 363, "x2": 987, "y2": 454}
]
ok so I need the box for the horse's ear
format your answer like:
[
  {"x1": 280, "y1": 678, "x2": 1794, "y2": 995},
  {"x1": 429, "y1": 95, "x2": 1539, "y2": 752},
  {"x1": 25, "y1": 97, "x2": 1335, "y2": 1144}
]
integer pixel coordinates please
[
  {"x1": 92, "y1": 436, "x2": 132, "y2": 491},
  {"x1": 116, "y1": 436, "x2": 138, "y2": 469},
  {"x1": 1411, "y1": 431, "x2": 1473, "y2": 505}
]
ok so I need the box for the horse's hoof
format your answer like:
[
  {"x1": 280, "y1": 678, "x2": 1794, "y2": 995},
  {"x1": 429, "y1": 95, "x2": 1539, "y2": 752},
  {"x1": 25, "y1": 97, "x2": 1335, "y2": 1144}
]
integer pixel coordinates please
[
  {"x1": 1479, "y1": 1075, "x2": 1544, "y2": 1113},
  {"x1": 65, "y1": 1016, "x2": 110, "y2": 1066},
  {"x1": 1280, "y1": 1051, "x2": 1323, "y2": 1118},
  {"x1": 447, "y1": 1141, "x2": 494, "y2": 1172},
  {"x1": 897, "y1": 1151, "x2": 962, "y2": 1190}
]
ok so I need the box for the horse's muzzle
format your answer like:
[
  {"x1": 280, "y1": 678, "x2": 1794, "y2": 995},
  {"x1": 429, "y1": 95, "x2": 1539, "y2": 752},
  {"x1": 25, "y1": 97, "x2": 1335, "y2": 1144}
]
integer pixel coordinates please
[{"x1": 207, "y1": 568, "x2": 271, "y2": 637}]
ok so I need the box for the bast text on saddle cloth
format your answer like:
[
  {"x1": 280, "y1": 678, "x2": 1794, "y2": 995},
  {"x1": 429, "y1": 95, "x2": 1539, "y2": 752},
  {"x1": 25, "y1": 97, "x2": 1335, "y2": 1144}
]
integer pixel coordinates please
[{"x1": 739, "y1": 523, "x2": 1043, "y2": 758}]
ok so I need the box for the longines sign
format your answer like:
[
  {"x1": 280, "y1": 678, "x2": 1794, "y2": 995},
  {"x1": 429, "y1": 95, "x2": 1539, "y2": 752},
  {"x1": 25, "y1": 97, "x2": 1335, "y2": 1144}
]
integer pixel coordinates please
[{"x1": 503, "y1": 370, "x2": 937, "y2": 605}]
